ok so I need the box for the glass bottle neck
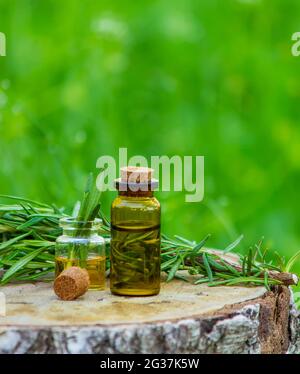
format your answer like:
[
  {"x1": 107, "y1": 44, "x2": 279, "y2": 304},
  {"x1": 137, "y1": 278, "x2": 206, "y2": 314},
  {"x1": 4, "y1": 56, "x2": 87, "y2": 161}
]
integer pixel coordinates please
[
  {"x1": 118, "y1": 190, "x2": 154, "y2": 198},
  {"x1": 115, "y1": 178, "x2": 158, "y2": 198},
  {"x1": 59, "y1": 217, "x2": 101, "y2": 237},
  {"x1": 62, "y1": 227, "x2": 98, "y2": 237}
]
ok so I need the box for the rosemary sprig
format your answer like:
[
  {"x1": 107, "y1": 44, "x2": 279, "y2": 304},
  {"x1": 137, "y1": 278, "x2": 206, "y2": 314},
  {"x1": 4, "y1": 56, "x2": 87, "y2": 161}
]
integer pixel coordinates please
[
  {"x1": 0, "y1": 193, "x2": 299, "y2": 288},
  {"x1": 76, "y1": 173, "x2": 102, "y2": 223},
  {"x1": 67, "y1": 173, "x2": 103, "y2": 264},
  {"x1": 160, "y1": 234, "x2": 299, "y2": 287}
]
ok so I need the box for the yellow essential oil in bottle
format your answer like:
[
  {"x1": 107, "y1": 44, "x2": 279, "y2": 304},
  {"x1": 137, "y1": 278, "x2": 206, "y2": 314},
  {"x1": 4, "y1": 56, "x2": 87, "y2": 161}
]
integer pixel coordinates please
[
  {"x1": 55, "y1": 218, "x2": 106, "y2": 290},
  {"x1": 55, "y1": 255, "x2": 106, "y2": 290},
  {"x1": 110, "y1": 167, "x2": 161, "y2": 296}
]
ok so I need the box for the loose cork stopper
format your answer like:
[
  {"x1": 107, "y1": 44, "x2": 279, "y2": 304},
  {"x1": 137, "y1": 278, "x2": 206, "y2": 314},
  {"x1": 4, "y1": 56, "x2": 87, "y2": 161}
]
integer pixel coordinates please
[
  {"x1": 120, "y1": 166, "x2": 153, "y2": 184},
  {"x1": 54, "y1": 267, "x2": 90, "y2": 301}
]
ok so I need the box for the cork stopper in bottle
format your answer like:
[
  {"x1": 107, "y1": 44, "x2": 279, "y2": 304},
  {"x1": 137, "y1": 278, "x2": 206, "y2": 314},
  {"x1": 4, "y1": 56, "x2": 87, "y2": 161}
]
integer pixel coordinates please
[
  {"x1": 54, "y1": 266, "x2": 90, "y2": 301},
  {"x1": 120, "y1": 166, "x2": 153, "y2": 184}
]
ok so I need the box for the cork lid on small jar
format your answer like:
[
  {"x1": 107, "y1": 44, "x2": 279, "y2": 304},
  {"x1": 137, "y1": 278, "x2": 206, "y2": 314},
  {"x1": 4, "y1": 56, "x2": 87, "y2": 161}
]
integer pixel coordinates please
[
  {"x1": 115, "y1": 166, "x2": 158, "y2": 192},
  {"x1": 120, "y1": 166, "x2": 153, "y2": 183}
]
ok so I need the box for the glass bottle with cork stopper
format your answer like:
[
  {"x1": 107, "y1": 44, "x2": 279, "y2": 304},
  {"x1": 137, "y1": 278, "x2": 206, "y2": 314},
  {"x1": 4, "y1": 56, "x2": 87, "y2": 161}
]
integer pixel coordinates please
[{"x1": 110, "y1": 166, "x2": 161, "y2": 296}]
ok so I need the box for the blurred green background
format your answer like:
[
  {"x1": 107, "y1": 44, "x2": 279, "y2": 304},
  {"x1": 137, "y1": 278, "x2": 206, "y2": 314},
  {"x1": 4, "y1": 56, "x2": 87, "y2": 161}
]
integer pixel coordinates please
[{"x1": 0, "y1": 0, "x2": 300, "y2": 273}]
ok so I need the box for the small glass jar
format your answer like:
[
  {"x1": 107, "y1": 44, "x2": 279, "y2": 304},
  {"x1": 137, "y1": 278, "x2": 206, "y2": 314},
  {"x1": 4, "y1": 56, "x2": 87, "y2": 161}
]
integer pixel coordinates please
[
  {"x1": 55, "y1": 217, "x2": 106, "y2": 290},
  {"x1": 110, "y1": 178, "x2": 161, "y2": 296}
]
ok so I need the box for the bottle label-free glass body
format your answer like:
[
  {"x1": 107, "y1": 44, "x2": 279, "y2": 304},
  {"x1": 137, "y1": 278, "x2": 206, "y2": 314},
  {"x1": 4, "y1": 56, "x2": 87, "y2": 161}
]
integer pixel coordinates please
[
  {"x1": 110, "y1": 221, "x2": 161, "y2": 296},
  {"x1": 110, "y1": 168, "x2": 161, "y2": 296},
  {"x1": 55, "y1": 218, "x2": 106, "y2": 291}
]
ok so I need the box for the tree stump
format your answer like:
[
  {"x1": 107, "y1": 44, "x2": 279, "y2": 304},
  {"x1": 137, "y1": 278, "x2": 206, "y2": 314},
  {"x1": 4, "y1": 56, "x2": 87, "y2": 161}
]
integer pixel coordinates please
[{"x1": 0, "y1": 278, "x2": 299, "y2": 354}]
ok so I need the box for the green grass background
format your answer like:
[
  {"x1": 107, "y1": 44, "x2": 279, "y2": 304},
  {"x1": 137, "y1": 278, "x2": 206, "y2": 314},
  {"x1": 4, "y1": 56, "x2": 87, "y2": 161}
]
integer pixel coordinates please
[{"x1": 0, "y1": 0, "x2": 300, "y2": 277}]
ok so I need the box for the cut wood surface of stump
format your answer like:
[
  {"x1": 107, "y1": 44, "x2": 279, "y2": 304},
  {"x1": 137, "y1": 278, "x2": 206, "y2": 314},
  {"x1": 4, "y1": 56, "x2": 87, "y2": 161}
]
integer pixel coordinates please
[{"x1": 0, "y1": 276, "x2": 299, "y2": 354}]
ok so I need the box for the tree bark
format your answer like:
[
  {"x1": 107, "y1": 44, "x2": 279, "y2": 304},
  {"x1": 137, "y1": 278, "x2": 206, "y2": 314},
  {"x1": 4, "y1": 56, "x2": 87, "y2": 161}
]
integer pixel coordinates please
[{"x1": 0, "y1": 280, "x2": 299, "y2": 354}]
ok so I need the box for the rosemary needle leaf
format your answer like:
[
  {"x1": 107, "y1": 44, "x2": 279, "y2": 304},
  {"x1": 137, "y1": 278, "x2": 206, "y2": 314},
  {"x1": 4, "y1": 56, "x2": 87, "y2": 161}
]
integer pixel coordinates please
[
  {"x1": 72, "y1": 201, "x2": 81, "y2": 217},
  {"x1": 98, "y1": 210, "x2": 110, "y2": 228},
  {"x1": 77, "y1": 173, "x2": 94, "y2": 221},
  {"x1": 273, "y1": 252, "x2": 285, "y2": 272},
  {"x1": 191, "y1": 234, "x2": 211, "y2": 254},
  {"x1": 51, "y1": 204, "x2": 62, "y2": 215},
  {"x1": 203, "y1": 253, "x2": 213, "y2": 282},
  {"x1": 77, "y1": 173, "x2": 102, "y2": 222},
  {"x1": 19, "y1": 203, "x2": 32, "y2": 215},
  {"x1": 224, "y1": 277, "x2": 281, "y2": 286},
  {"x1": 16, "y1": 269, "x2": 54, "y2": 281},
  {"x1": 254, "y1": 237, "x2": 264, "y2": 260},
  {"x1": 219, "y1": 259, "x2": 241, "y2": 277},
  {"x1": 242, "y1": 255, "x2": 247, "y2": 276},
  {"x1": 174, "y1": 235, "x2": 195, "y2": 246},
  {"x1": 0, "y1": 231, "x2": 33, "y2": 252},
  {"x1": 223, "y1": 234, "x2": 244, "y2": 253},
  {"x1": 0, "y1": 195, "x2": 51, "y2": 208},
  {"x1": 285, "y1": 250, "x2": 300, "y2": 273},
  {"x1": 17, "y1": 216, "x2": 45, "y2": 230},
  {"x1": 161, "y1": 256, "x2": 178, "y2": 271},
  {"x1": 208, "y1": 259, "x2": 227, "y2": 273},
  {"x1": 264, "y1": 271, "x2": 270, "y2": 291},
  {"x1": 247, "y1": 248, "x2": 253, "y2": 276},
  {"x1": 194, "y1": 277, "x2": 210, "y2": 285},
  {"x1": 1, "y1": 247, "x2": 45, "y2": 283},
  {"x1": 166, "y1": 257, "x2": 182, "y2": 282}
]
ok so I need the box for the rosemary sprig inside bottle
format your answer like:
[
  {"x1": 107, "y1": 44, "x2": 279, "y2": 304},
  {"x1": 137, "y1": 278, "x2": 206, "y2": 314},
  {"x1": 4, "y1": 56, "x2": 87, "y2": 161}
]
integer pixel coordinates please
[
  {"x1": 55, "y1": 173, "x2": 106, "y2": 290},
  {"x1": 68, "y1": 173, "x2": 102, "y2": 263}
]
